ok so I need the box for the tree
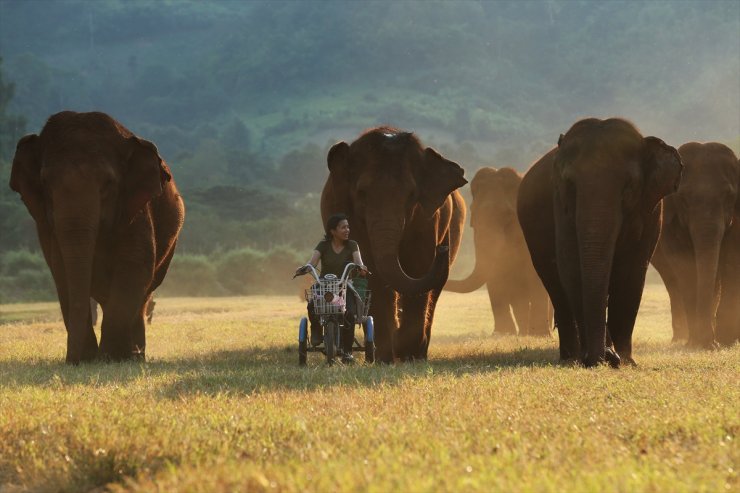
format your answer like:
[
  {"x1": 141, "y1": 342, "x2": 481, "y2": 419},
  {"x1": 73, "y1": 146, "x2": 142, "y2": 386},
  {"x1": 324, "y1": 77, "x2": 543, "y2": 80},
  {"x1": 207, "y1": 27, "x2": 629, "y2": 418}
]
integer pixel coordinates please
[
  {"x1": 0, "y1": 57, "x2": 27, "y2": 160},
  {"x1": 0, "y1": 56, "x2": 35, "y2": 253}
]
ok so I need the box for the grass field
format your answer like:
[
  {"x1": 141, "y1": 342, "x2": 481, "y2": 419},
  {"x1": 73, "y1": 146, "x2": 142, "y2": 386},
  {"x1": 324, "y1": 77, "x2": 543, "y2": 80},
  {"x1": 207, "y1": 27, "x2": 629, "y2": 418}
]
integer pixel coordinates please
[{"x1": 1, "y1": 285, "x2": 738, "y2": 493}]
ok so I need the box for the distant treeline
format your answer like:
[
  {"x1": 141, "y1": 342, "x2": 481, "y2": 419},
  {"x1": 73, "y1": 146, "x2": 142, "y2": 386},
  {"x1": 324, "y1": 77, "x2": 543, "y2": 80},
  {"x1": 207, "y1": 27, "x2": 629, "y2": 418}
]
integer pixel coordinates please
[
  {"x1": 0, "y1": 246, "x2": 309, "y2": 303},
  {"x1": 1, "y1": 1, "x2": 737, "y2": 301}
]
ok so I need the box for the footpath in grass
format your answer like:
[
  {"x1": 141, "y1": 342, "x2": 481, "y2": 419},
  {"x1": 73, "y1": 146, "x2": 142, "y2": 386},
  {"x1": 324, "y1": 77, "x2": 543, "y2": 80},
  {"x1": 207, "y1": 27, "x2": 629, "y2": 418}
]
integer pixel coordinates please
[{"x1": 0, "y1": 287, "x2": 738, "y2": 492}]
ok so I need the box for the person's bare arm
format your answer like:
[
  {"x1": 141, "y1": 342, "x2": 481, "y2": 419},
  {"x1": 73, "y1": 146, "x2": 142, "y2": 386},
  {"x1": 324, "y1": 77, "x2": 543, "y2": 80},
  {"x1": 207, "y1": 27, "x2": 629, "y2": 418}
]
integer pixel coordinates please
[
  {"x1": 352, "y1": 250, "x2": 368, "y2": 273},
  {"x1": 295, "y1": 250, "x2": 321, "y2": 276},
  {"x1": 308, "y1": 250, "x2": 321, "y2": 267}
]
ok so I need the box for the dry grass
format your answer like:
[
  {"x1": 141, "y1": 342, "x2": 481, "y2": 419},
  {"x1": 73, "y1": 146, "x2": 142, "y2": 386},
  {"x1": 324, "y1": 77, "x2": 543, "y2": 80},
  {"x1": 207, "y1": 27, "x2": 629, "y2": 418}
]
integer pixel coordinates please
[{"x1": 0, "y1": 285, "x2": 738, "y2": 492}]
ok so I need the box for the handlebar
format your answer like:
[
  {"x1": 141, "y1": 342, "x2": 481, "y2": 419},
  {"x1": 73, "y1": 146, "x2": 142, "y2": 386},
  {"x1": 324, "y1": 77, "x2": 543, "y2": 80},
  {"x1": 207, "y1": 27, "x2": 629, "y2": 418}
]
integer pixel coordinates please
[
  {"x1": 293, "y1": 263, "x2": 321, "y2": 282},
  {"x1": 293, "y1": 262, "x2": 370, "y2": 283}
]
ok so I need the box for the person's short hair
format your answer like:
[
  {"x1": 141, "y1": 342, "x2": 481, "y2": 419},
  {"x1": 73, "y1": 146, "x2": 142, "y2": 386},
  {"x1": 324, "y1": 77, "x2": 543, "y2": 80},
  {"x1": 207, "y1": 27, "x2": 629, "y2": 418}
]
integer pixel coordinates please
[{"x1": 324, "y1": 213, "x2": 349, "y2": 241}]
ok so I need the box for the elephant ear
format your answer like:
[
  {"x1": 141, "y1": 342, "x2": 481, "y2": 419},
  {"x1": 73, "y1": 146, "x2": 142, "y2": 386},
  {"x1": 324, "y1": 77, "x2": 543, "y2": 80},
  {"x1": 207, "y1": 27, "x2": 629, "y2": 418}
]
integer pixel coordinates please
[
  {"x1": 9, "y1": 134, "x2": 45, "y2": 221},
  {"x1": 419, "y1": 148, "x2": 468, "y2": 216},
  {"x1": 123, "y1": 136, "x2": 170, "y2": 223},
  {"x1": 641, "y1": 136, "x2": 683, "y2": 214},
  {"x1": 326, "y1": 141, "x2": 353, "y2": 215}
]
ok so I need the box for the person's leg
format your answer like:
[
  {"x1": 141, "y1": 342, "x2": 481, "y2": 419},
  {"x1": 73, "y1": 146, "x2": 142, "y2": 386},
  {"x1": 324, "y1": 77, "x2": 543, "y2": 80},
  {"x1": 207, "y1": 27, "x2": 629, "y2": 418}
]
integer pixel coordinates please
[
  {"x1": 307, "y1": 301, "x2": 322, "y2": 346},
  {"x1": 342, "y1": 289, "x2": 358, "y2": 359}
]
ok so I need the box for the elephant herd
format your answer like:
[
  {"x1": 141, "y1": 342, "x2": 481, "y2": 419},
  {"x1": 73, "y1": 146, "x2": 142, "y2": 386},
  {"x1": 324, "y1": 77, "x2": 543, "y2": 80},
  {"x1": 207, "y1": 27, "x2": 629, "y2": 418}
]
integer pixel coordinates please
[{"x1": 9, "y1": 111, "x2": 740, "y2": 366}]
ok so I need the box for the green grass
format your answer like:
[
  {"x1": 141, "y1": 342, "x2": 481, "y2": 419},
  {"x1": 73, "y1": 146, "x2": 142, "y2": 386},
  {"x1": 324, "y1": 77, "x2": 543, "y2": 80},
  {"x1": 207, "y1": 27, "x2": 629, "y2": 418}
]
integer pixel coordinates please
[{"x1": 1, "y1": 286, "x2": 738, "y2": 492}]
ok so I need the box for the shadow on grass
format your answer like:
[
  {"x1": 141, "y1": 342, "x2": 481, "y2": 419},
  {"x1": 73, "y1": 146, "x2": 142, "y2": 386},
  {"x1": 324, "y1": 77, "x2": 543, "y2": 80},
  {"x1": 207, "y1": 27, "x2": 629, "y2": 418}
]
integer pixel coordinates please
[{"x1": 0, "y1": 343, "x2": 567, "y2": 397}]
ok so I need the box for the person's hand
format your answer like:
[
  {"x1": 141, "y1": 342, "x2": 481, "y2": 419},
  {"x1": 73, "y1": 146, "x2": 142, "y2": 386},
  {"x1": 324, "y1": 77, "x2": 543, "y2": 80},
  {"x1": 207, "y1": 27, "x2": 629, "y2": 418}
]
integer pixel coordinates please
[{"x1": 358, "y1": 264, "x2": 370, "y2": 276}]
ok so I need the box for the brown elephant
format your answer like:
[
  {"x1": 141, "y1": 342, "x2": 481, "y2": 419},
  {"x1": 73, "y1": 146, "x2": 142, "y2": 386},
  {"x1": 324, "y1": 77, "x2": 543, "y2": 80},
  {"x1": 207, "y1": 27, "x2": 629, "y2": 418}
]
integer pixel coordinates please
[
  {"x1": 321, "y1": 127, "x2": 467, "y2": 363},
  {"x1": 9, "y1": 111, "x2": 185, "y2": 364},
  {"x1": 651, "y1": 142, "x2": 740, "y2": 347},
  {"x1": 445, "y1": 167, "x2": 550, "y2": 336},
  {"x1": 517, "y1": 118, "x2": 682, "y2": 367}
]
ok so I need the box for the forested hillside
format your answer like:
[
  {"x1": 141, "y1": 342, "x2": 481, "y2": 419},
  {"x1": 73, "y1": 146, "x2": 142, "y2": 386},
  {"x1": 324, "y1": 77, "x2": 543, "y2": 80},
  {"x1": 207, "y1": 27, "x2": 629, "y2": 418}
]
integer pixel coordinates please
[{"x1": 0, "y1": 0, "x2": 738, "y2": 300}]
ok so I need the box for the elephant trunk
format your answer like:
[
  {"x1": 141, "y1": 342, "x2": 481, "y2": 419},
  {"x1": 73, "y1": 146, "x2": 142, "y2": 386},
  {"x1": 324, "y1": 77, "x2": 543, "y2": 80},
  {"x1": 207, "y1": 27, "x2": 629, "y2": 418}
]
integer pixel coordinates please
[
  {"x1": 444, "y1": 233, "x2": 486, "y2": 293},
  {"x1": 576, "y1": 195, "x2": 620, "y2": 366},
  {"x1": 55, "y1": 206, "x2": 99, "y2": 364},
  {"x1": 689, "y1": 220, "x2": 723, "y2": 347},
  {"x1": 369, "y1": 221, "x2": 449, "y2": 296}
]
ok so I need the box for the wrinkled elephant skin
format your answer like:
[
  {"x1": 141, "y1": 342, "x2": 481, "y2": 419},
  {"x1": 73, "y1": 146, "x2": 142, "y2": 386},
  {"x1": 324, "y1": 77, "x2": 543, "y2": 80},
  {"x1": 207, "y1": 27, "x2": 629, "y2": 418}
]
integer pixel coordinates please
[
  {"x1": 445, "y1": 167, "x2": 551, "y2": 337},
  {"x1": 518, "y1": 118, "x2": 683, "y2": 367},
  {"x1": 10, "y1": 111, "x2": 185, "y2": 364},
  {"x1": 321, "y1": 127, "x2": 467, "y2": 363},
  {"x1": 651, "y1": 142, "x2": 740, "y2": 347}
]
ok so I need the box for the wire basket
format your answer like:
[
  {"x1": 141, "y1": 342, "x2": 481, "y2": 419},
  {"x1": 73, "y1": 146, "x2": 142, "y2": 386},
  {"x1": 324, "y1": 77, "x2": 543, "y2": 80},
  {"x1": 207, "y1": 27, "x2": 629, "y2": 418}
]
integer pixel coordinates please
[{"x1": 306, "y1": 279, "x2": 346, "y2": 315}]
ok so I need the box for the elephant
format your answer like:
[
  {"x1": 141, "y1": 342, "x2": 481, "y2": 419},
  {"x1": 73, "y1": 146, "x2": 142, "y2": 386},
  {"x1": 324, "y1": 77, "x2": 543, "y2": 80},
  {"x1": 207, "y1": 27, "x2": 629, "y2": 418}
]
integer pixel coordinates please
[
  {"x1": 321, "y1": 127, "x2": 467, "y2": 363},
  {"x1": 9, "y1": 111, "x2": 185, "y2": 364},
  {"x1": 445, "y1": 167, "x2": 550, "y2": 336},
  {"x1": 517, "y1": 118, "x2": 683, "y2": 367},
  {"x1": 650, "y1": 142, "x2": 740, "y2": 347}
]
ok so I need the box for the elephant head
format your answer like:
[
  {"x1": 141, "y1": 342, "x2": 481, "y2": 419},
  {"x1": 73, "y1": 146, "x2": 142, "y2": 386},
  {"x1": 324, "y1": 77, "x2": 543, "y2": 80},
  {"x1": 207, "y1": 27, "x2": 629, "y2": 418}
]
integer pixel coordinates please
[
  {"x1": 552, "y1": 118, "x2": 682, "y2": 365},
  {"x1": 470, "y1": 167, "x2": 522, "y2": 254},
  {"x1": 446, "y1": 167, "x2": 522, "y2": 292},
  {"x1": 324, "y1": 128, "x2": 467, "y2": 295},
  {"x1": 9, "y1": 111, "x2": 171, "y2": 363}
]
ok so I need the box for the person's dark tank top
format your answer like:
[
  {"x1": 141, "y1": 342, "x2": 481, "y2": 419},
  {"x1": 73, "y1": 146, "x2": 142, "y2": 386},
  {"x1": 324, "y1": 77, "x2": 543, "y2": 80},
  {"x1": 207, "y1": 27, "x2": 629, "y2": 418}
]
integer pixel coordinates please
[{"x1": 314, "y1": 240, "x2": 358, "y2": 277}]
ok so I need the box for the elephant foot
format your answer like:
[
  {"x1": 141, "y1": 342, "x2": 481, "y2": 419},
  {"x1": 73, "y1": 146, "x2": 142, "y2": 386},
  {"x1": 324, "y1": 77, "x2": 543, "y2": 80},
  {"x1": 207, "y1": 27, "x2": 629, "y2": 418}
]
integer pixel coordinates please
[
  {"x1": 529, "y1": 330, "x2": 552, "y2": 338},
  {"x1": 604, "y1": 347, "x2": 621, "y2": 368},
  {"x1": 582, "y1": 347, "x2": 619, "y2": 368},
  {"x1": 670, "y1": 336, "x2": 687, "y2": 344},
  {"x1": 132, "y1": 348, "x2": 146, "y2": 362},
  {"x1": 716, "y1": 338, "x2": 739, "y2": 348},
  {"x1": 493, "y1": 330, "x2": 517, "y2": 338},
  {"x1": 685, "y1": 338, "x2": 719, "y2": 350},
  {"x1": 98, "y1": 346, "x2": 134, "y2": 362},
  {"x1": 559, "y1": 346, "x2": 580, "y2": 362},
  {"x1": 582, "y1": 356, "x2": 605, "y2": 368},
  {"x1": 65, "y1": 355, "x2": 81, "y2": 366},
  {"x1": 621, "y1": 356, "x2": 637, "y2": 366},
  {"x1": 716, "y1": 329, "x2": 739, "y2": 347},
  {"x1": 558, "y1": 357, "x2": 580, "y2": 367},
  {"x1": 374, "y1": 350, "x2": 394, "y2": 365}
]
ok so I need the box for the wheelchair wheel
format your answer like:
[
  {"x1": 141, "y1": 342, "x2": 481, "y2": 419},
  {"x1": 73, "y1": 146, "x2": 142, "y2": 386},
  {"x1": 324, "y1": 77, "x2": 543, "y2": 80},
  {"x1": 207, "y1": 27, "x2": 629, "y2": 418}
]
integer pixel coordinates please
[
  {"x1": 363, "y1": 316, "x2": 375, "y2": 364},
  {"x1": 298, "y1": 317, "x2": 308, "y2": 366},
  {"x1": 324, "y1": 321, "x2": 336, "y2": 363}
]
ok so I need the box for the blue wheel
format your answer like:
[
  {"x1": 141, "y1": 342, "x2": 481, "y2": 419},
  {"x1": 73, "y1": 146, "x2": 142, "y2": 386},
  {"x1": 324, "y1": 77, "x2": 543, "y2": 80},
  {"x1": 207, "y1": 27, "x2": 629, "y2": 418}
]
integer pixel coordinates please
[
  {"x1": 363, "y1": 316, "x2": 374, "y2": 342},
  {"x1": 363, "y1": 316, "x2": 375, "y2": 363},
  {"x1": 298, "y1": 317, "x2": 308, "y2": 366}
]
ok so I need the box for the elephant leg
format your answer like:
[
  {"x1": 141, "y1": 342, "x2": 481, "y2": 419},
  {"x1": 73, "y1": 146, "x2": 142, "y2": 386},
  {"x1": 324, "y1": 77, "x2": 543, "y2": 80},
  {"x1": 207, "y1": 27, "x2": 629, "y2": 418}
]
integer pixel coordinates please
[
  {"x1": 533, "y1": 262, "x2": 578, "y2": 359},
  {"x1": 130, "y1": 301, "x2": 148, "y2": 359},
  {"x1": 716, "y1": 227, "x2": 740, "y2": 346},
  {"x1": 371, "y1": 285, "x2": 398, "y2": 364},
  {"x1": 664, "y1": 270, "x2": 689, "y2": 343},
  {"x1": 652, "y1": 253, "x2": 688, "y2": 341},
  {"x1": 673, "y1": 255, "x2": 700, "y2": 347},
  {"x1": 50, "y1": 245, "x2": 98, "y2": 361},
  {"x1": 527, "y1": 282, "x2": 552, "y2": 337},
  {"x1": 99, "y1": 263, "x2": 151, "y2": 361},
  {"x1": 395, "y1": 291, "x2": 431, "y2": 361},
  {"x1": 607, "y1": 248, "x2": 655, "y2": 366},
  {"x1": 510, "y1": 293, "x2": 529, "y2": 336},
  {"x1": 418, "y1": 289, "x2": 442, "y2": 359},
  {"x1": 488, "y1": 283, "x2": 516, "y2": 335}
]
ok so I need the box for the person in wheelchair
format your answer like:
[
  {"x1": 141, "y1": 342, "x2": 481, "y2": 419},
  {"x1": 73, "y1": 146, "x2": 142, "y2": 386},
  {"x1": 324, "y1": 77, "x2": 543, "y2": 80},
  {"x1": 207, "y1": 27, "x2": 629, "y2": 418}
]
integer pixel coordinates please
[{"x1": 295, "y1": 213, "x2": 368, "y2": 360}]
